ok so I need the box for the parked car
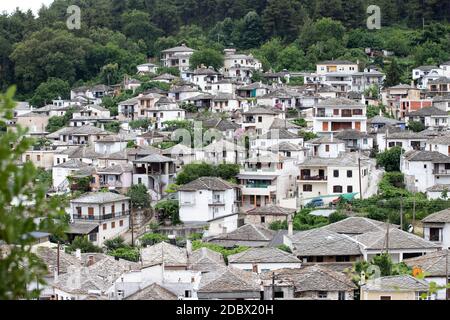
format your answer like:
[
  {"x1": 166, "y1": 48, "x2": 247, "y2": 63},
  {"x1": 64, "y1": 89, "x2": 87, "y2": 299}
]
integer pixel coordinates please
[{"x1": 306, "y1": 198, "x2": 324, "y2": 208}]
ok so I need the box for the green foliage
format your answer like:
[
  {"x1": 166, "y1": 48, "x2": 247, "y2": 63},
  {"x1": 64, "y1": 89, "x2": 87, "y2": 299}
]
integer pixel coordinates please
[
  {"x1": 0, "y1": 87, "x2": 67, "y2": 299},
  {"x1": 30, "y1": 78, "x2": 70, "y2": 107},
  {"x1": 35, "y1": 168, "x2": 52, "y2": 189},
  {"x1": 104, "y1": 121, "x2": 121, "y2": 133},
  {"x1": 154, "y1": 200, "x2": 180, "y2": 224},
  {"x1": 176, "y1": 163, "x2": 240, "y2": 185},
  {"x1": 276, "y1": 244, "x2": 292, "y2": 253},
  {"x1": 299, "y1": 130, "x2": 318, "y2": 141},
  {"x1": 140, "y1": 233, "x2": 169, "y2": 246},
  {"x1": 376, "y1": 147, "x2": 402, "y2": 172},
  {"x1": 127, "y1": 141, "x2": 136, "y2": 148},
  {"x1": 288, "y1": 77, "x2": 304, "y2": 86},
  {"x1": 408, "y1": 121, "x2": 426, "y2": 133},
  {"x1": 129, "y1": 119, "x2": 151, "y2": 130},
  {"x1": 384, "y1": 59, "x2": 402, "y2": 87},
  {"x1": 189, "y1": 49, "x2": 224, "y2": 70},
  {"x1": 109, "y1": 247, "x2": 140, "y2": 262},
  {"x1": 104, "y1": 236, "x2": 126, "y2": 251},
  {"x1": 127, "y1": 184, "x2": 151, "y2": 208},
  {"x1": 291, "y1": 118, "x2": 307, "y2": 128},
  {"x1": 153, "y1": 141, "x2": 178, "y2": 150},
  {"x1": 188, "y1": 233, "x2": 204, "y2": 241},
  {"x1": 65, "y1": 236, "x2": 102, "y2": 254},
  {"x1": 191, "y1": 240, "x2": 248, "y2": 263},
  {"x1": 45, "y1": 107, "x2": 76, "y2": 133},
  {"x1": 328, "y1": 211, "x2": 348, "y2": 223},
  {"x1": 367, "y1": 104, "x2": 388, "y2": 118}
]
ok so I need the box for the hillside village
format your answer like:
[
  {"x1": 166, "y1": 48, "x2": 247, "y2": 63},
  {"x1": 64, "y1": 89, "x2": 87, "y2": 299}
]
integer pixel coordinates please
[{"x1": 4, "y1": 45, "x2": 450, "y2": 301}]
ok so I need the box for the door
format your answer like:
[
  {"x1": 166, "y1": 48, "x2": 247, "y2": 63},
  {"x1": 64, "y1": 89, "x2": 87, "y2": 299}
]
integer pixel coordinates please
[
  {"x1": 111, "y1": 205, "x2": 115, "y2": 217},
  {"x1": 319, "y1": 169, "x2": 325, "y2": 178},
  {"x1": 355, "y1": 122, "x2": 361, "y2": 131},
  {"x1": 448, "y1": 146, "x2": 450, "y2": 156},
  {"x1": 322, "y1": 122, "x2": 329, "y2": 132},
  {"x1": 88, "y1": 207, "x2": 94, "y2": 220}
]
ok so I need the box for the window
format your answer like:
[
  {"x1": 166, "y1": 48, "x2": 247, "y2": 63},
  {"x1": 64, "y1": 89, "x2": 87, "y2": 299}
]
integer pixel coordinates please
[
  {"x1": 258, "y1": 116, "x2": 263, "y2": 123},
  {"x1": 347, "y1": 186, "x2": 353, "y2": 193},
  {"x1": 429, "y1": 228, "x2": 441, "y2": 241},
  {"x1": 424, "y1": 164, "x2": 427, "y2": 169},
  {"x1": 333, "y1": 170, "x2": 339, "y2": 177},
  {"x1": 325, "y1": 145, "x2": 330, "y2": 152},
  {"x1": 111, "y1": 222, "x2": 115, "y2": 229},
  {"x1": 185, "y1": 290, "x2": 192, "y2": 298},
  {"x1": 261, "y1": 216, "x2": 266, "y2": 223},
  {"x1": 333, "y1": 186, "x2": 343, "y2": 193},
  {"x1": 316, "y1": 256, "x2": 324, "y2": 262},
  {"x1": 338, "y1": 291, "x2": 346, "y2": 300},
  {"x1": 274, "y1": 291, "x2": 284, "y2": 299},
  {"x1": 303, "y1": 184, "x2": 312, "y2": 192},
  {"x1": 318, "y1": 291, "x2": 328, "y2": 299},
  {"x1": 37, "y1": 155, "x2": 41, "y2": 161},
  {"x1": 103, "y1": 224, "x2": 107, "y2": 230},
  {"x1": 347, "y1": 170, "x2": 353, "y2": 178},
  {"x1": 119, "y1": 220, "x2": 123, "y2": 227},
  {"x1": 380, "y1": 296, "x2": 391, "y2": 300},
  {"x1": 138, "y1": 178, "x2": 142, "y2": 184},
  {"x1": 336, "y1": 256, "x2": 350, "y2": 262}
]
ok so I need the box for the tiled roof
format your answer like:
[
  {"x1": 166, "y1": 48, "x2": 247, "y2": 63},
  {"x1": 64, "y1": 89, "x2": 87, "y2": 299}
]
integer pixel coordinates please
[
  {"x1": 53, "y1": 159, "x2": 90, "y2": 169},
  {"x1": 209, "y1": 224, "x2": 275, "y2": 242},
  {"x1": 260, "y1": 265, "x2": 357, "y2": 291},
  {"x1": 386, "y1": 131, "x2": 429, "y2": 139},
  {"x1": 322, "y1": 217, "x2": 394, "y2": 235},
  {"x1": 35, "y1": 246, "x2": 81, "y2": 275},
  {"x1": 270, "y1": 118, "x2": 301, "y2": 130},
  {"x1": 352, "y1": 227, "x2": 439, "y2": 250},
  {"x1": 242, "y1": 106, "x2": 281, "y2": 115},
  {"x1": 369, "y1": 116, "x2": 402, "y2": 125},
  {"x1": 141, "y1": 241, "x2": 188, "y2": 267},
  {"x1": 318, "y1": 60, "x2": 357, "y2": 65},
  {"x1": 198, "y1": 266, "x2": 260, "y2": 293},
  {"x1": 228, "y1": 247, "x2": 300, "y2": 264},
  {"x1": 403, "y1": 150, "x2": 450, "y2": 163},
  {"x1": 317, "y1": 98, "x2": 364, "y2": 107},
  {"x1": 362, "y1": 275, "x2": 429, "y2": 292},
  {"x1": 178, "y1": 177, "x2": 237, "y2": 191},
  {"x1": 161, "y1": 45, "x2": 195, "y2": 53},
  {"x1": 203, "y1": 139, "x2": 246, "y2": 152},
  {"x1": 188, "y1": 247, "x2": 225, "y2": 272},
  {"x1": 70, "y1": 192, "x2": 130, "y2": 204},
  {"x1": 406, "y1": 106, "x2": 448, "y2": 117},
  {"x1": 259, "y1": 129, "x2": 299, "y2": 140},
  {"x1": 289, "y1": 228, "x2": 362, "y2": 257},
  {"x1": 202, "y1": 119, "x2": 240, "y2": 131},
  {"x1": 426, "y1": 133, "x2": 450, "y2": 145},
  {"x1": 335, "y1": 129, "x2": 371, "y2": 140},
  {"x1": 268, "y1": 141, "x2": 305, "y2": 152},
  {"x1": 307, "y1": 135, "x2": 345, "y2": 144},
  {"x1": 422, "y1": 208, "x2": 450, "y2": 223},
  {"x1": 246, "y1": 205, "x2": 296, "y2": 216},
  {"x1": 133, "y1": 153, "x2": 174, "y2": 163},
  {"x1": 403, "y1": 249, "x2": 450, "y2": 277},
  {"x1": 126, "y1": 283, "x2": 178, "y2": 300}
]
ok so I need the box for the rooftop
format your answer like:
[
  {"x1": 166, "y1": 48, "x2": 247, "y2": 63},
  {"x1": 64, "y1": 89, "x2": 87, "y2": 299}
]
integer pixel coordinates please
[
  {"x1": 228, "y1": 247, "x2": 300, "y2": 264},
  {"x1": 422, "y1": 208, "x2": 450, "y2": 223},
  {"x1": 178, "y1": 177, "x2": 237, "y2": 192},
  {"x1": 362, "y1": 275, "x2": 429, "y2": 292},
  {"x1": 70, "y1": 192, "x2": 130, "y2": 204}
]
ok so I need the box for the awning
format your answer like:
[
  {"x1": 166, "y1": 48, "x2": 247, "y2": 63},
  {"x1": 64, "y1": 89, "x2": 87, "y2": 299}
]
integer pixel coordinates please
[
  {"x1": 67, "y1": 222, "x2": 99, "y2": 235},
  {"x1": 339, "y1": 192, "x2": 359, "y2": 201}
]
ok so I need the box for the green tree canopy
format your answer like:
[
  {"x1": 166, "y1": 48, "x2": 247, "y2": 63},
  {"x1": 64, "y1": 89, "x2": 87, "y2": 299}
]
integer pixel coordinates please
[{"x1": 189, "y1": 48, "x2": 224, "y2": 70}]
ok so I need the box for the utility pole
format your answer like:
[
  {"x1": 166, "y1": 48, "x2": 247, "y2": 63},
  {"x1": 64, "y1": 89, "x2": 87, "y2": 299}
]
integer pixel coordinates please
[
  {"x1": 412, "y1": 197, "x2": 416, "y2": 226},
  {"x1": 57, "y1": 241, "x2": 60, "y2": 276},
  {"x1": 358, "y1": 157, "x2": 363, "y2": 200},
  {"x1": 385, "y1": 219, "x2": 390, "y2": 254},
  {"x1": 130, "y1": 200, "x2": 135, "y2": 247},
  {"x1": 271, "y1": 272, "x2": 275, "y2": 301},
  {"x1": 400, "y1": 197, "x2": 403, "y2": 231},
  {"x1": 446, "y1": 250, "x2": 449, "y2": 300}
]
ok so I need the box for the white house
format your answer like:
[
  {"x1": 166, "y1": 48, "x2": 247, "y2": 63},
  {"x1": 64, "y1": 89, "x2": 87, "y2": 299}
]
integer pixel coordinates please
[
  {"x1": 241, "y1": 106, "x2": 284, "y2": 136},
  {"x1": 67, "y1": 192, "x2": 131, "y2": 246},
  {"x1": 145, "y1": 96, "x2": 185, "y2": 130},
  {"x1": 178, "y1": 177, "x2": 240, "y2": 237},
  {"x1": 222, "y1": 48, "x2": 262, "y2": 83},
  {"x1": 192, "y1": 67, "x2": 221, "y2": 92},
  {"x1": 405, "y1": 106, "x2": 448, "y2": 130},
  {"x1": 137, "y1": 63, "x2": 158, "y2": 75},
  {"x1": 161, "y1": 44, "x2": 195, "y2": 72},
  {"x1": 421, "y1": 208, "x2": 450, "y2": 250},
  {"x1": 52, "y1": 159, "x2": 90, "y2": 191}
]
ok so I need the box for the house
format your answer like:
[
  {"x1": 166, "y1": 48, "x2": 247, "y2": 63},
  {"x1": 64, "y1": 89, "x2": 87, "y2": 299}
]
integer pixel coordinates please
[
  {"x1": 427, "y1": 77, "x2": 450, "y2": 96},
  {"x1": 237, "y1": 153, "x2": 299, "y2": 210},
  {"x1": 298, "y1": 153, "x2": 370, "y2": 206},
  {"x1": 178, "y1": 177, "x2": 241, "y2": 237},
  {"x1": 241, "y1": 106, "x2": 284, "y2": 135},
  {"x1": 125, "y1": 283, "x2": 177, "y2": 300},
  {"x1": 322, "y1": 217, "x2": 396, "y2": 236},
  {"x1": 94, "y1": 135, "x2": 128, "y2": 155},
  {"x1": 405, "y1": 106, "x2": 448, "y2": 130},
  {"x1": 70, "y1": 84, "x2": 112, "y2": 105},
  {"x1": 412, "y1": 65, "x2": 442, "y2": 89},
  {"x1": 207, "y1": 224, "x2": 275, "y2": 248},
  {"x1": 404, "y1": 250, "x2": 450, "y2": 300},
  {"x1": 136, "y1": 131, "x2": 166, "y2": 147},
  {"x1": 368, "y1": 115, "x2": 405, "y2": 133},
  {"x1": 401, "y1": 150, "x2": 450, "y2": 193},
  {"x1": 168, "y1": 85, "x2": 201, "y2": 101},
  {"x1": 46, "y1": 126, "x2": 110, "y2": 146},
  {"x1": 222, "y1": 48, "x2": 262, "y2": 83},
  {"x1": 153, "y1": 73, "x2": 179, "y2": 83},
  {"x1": 202, "y1": 119, "x2": 241, "y2": 141},
  {"x1": 192, "y1": 67, "x2": 221, "y2": 92},
  {"x1": 284, "y1": 228, "x2": 363, "y2": 263},
  {"x1": 93, "y1": 164, "x2": 133, "y2": 193},
  {"x1": 433, "y1": 95, "x2": 450, "y2": 113},
  {"x1": 360, "y1": 275, "x2": 430, "y2": 300},
  {"x1": 251, "y1": 129, "x2": 303, "y2": 152},
  {"x1": 67, "y1": 192, "x2": 131, "y2": 246},
  {"x1": 236, "y1": 82, "x2": 270, "y2": 98},
  {"x1": 422, "y1": 208, "x2": 450, "y2": 250},
  {"x1": 384, "y1": 131, "x2": 429, "y2": 152},
  {"x1": 256, "y1": 88, "x2": 299, "y2": 110},
  {"x1": 244, "y1": 205, "x2": 296, "y2": 226},
  {"x1": 132, "y1": 153, "x2": 176, "y2": 201},
  {"x1": 197, "y1": 266, "x2": 260, "y2": 300},
  {"x1": 260, "y1": 265, "x2": 357, "y2": 300},
  {"x1": 228, "y1": 247, "x2": 301, "y2": 273},
  {"x1": 118, "y1": 97, "x2": 139, "y2": 121},
  {"x1": 52, "y1": 159, "x2": 90, "y2": 191},
  {"x1": 352, "y1": 227, "x2": 440, "y2": 262},
  {"x1": 141, "y1": 241, "x2": 188, "y2": 270},
  {"x1": 22, "y1": 147, "x2": 56, "y2": 170},
  {"x1": 161, "y1": 44, "x2": 195, "y2": 72},
  {"x1": 15, "y1": 112, "x2": 49, "y2": 137},
  {"x1": 264, "y1": 142, "x2": 308, "y2": 163},
  {"x1": 334, "y1": 129, "x2": 373, "y2": 151},
  {"x1": 210, "y1": 93, "x2": 242, "y2": 113},
  {"x1": 426, "y1": 132, "x2": 450, "y2": 156},
  {"x1": 161, "y1": 143, "x2": 196, "y2": 168},
  {"x1": 136, "y1": 63, "x2": 159, "y2": 75},
  {"x1": 304, "y1": 135, "x2": 346, "y2": 158},
  {"x1": 145, "y1": 96, "x2": 185, "y2": 130},
  {"x1": 199, "y1": 139, "x2": 246, "y2": 165},
  {"x1": 313, "y1": 98, "x2": 367, "y2": 134}
]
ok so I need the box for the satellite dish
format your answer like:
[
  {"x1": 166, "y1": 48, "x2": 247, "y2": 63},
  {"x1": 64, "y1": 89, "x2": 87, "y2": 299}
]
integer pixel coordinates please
[{"x1": 407, "y1": 224, "x2": 414, "y2": 233}]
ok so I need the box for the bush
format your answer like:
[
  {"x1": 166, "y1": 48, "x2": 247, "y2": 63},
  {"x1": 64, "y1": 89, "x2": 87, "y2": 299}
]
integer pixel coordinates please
[
  {"x1": 104, "y1": 236, "x2": 126, "y2": 251},
  {"x1": 109, "y1": 247, "x2": 140, "y2": 262},
  {"x1": 140, "y1": 233, "x2": 169, "y2": 246},
  {"x1": 65, "y1": 236, "x2": 102, "y2": 254},
  {"x1": 127, "y1": 184, "x2": 151, "y2": 208},
  {"x1": 376, "y1": 147, "x2": 402, "y2": 172},
  {"x1": 191, "y1": 240, "x2": 248, "y2": 263},
  {"x1": 176, "y1": 163, "x2": 240, "y2": 185},
  {"x1": 188, "y1": 233, "x2": 204, "y2": 241},
  {"x1": 155, "y1": 200, "x2": 180, "y2": 224},
  {"x1": 277, "y1": 244, "x2": 292, "y2": 253},
  {"x1": 408, "y1": 121, "x2": 426, "y2": 133}
]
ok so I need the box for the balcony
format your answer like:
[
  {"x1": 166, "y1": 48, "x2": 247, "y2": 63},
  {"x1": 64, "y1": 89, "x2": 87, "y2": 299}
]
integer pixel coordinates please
[
  {"x1": 241, "y1": 185, "x2": 276, "y2": 196},
  {"x1": 209, "y1": 199, "x2": 225, "y2": 206},
  {"x1": 433, "y1": 169, "x2": 450, "y2": 175},
  {"x1": 299, "y1": 175, "x2": 328, "y2": 181},
  {"x1": 74, "y1": 211, "x2": 130, "y2": 221}
]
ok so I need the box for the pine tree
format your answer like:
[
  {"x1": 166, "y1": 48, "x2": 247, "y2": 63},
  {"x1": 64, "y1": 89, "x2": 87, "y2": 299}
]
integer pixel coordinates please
[{"x1": 385, "y1": 59, "x2": 402, "y2": 87}]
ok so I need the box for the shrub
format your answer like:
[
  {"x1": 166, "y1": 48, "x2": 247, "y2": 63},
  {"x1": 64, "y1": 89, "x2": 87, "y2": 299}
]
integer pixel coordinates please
[
  {"x1": 109, "y1": 247, "x2": 140, "y2": 262},
  {"x1": 140, "y1": 233, "x2": 169, "y2": 246},
  {"x1": 104, "y1": 236, "x2": 126, "y2": 251},
  {"x1": 65, "y1": 236, "x2": 102, "y2": 254}
]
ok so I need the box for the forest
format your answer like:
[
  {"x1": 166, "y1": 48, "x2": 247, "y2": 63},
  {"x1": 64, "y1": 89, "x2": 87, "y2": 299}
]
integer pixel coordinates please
[{"x1": 0, "y1": 0, "x2": 449, "y2": 100}]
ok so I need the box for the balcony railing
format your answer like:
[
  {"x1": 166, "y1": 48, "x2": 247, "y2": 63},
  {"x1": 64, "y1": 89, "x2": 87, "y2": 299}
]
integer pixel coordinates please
[
  {"x1": 433, "y1": 169, "x2": 450, "y2": 175},
  {"x1": 74, "y1": 211, "x2": 130, "y2": 221},
  {"x1": 299, "y1": 175, "x2": 328, "y2": 181},
  {"x1": 209, "y1": 199, "x2": 225, "y2": 206},
  {"x1": 245, "y1": 184, "x2": 272, "y2": 188}
]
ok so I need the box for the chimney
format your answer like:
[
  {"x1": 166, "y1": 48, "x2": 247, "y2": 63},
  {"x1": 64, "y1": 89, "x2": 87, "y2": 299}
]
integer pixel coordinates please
[
  {"x1": 288, "y1": 214, "x2": 293, "y2": 236},
  {"x1": 75, "y1": 248, "x2": 82, "y2": 260},
  {"x1": 87, "y1": 255, "x2": 95, "y2": 267},
  {"x1": 186, "y1": 239, "x2": 192, "y2": 256}
]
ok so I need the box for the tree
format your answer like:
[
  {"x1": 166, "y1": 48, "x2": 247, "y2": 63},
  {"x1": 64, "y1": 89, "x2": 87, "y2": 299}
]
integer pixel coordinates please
[
  {"x1": 154, "y1": 200, "x2": 180, "y2": 224},
  {"x1": 0, "y1": 87, "x2": 67, "y2": 299},
  {"x1": 408, "y1": 121, "x2": 426, "y2": 133},
  {"x1": 262, "y1": 0, "x2": 305, "y2": 42},
  {"x1": 376, "y1": 147, "x2": 402, "y2": 172},
  {"x1": 384, "y1": 59, "x2": 402, "y2": 87},
  {"x1": 127, "y1": 184, "x2": 151, "y2": 208},
  {"x1": 104, "y1": 236, "x2": 126, "y2": 251},
  {"x1": 140, "y1": 233, "x2": 169, "y2": 246},
  {"x1": 109, "y1": 247, "x2": 140, "y2": 262},
  {"x1": 276, "y1": 45, "x2": 307, "y2": 71},
  {"x1": 30, "y1": 78, "x2": 70, "y2": 107},
  {"x1": 238, "y1": 11, "x2": 264, "y2": 49},
  {"x1": 104, "y1": 121, "x2": 121, "y2": 133},
  {"x1": 65, "y1": 236, "x2": 102, "y2": 254},
  {"x1": 189, "y1": 48, "x2": 224, "y2": 70}
]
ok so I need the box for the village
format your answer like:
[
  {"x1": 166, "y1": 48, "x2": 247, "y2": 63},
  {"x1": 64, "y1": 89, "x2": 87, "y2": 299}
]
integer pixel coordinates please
[{"x1": 2, "y1": 43, "x2": 449, "y2": 301}]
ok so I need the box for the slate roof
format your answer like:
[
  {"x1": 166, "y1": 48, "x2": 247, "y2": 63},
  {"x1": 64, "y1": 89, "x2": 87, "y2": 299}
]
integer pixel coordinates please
[
  {"x1": 422, "y1": 208, "x2": 450, "y2": 223},
  {"x1": 246, "y1": 205, "x2": 296, "y2": 216},
  {"x1": 386, "y1": 131, "x2": 429, "y2": 140},
  {"x1": 428, "y1": 77, "x2": 450, "y2": 85},
  {"x1": 153, "y1": 73, "x2": 178, "y2": 81},
  {"x1": 403, "y1": 250, "x2": 450, "y2": 277},
  {"x1": 317, "y1": 98, "x2": 364, "y2": 107},
  {"x1": 178, "y1": 177, "x2": 237, "y2": 192},
  {"x1": 268, "y1": 141, "x2": 305, "y2": 152},
  {"x1": 300, "y1": 153, "x2": 364, "y2": 167},
  {"x1": 228, "y1": 247, "x2": 300, "y2": 264},
  {"x1": 322, "y1": 217, "x2": 394, "y2": 235},
  {"x1": 96, "y1": 163, "x2": 133, "y2": 174},
  {"x1": 133, "y1": 153, "x2": 174, "y2": 163},
  {"x1": 369, "y1": 116, "x2": 402, "y2": 125},
  {"x1": 188, "y1": 247, "x2": 226, "y2": 272},
  {"x1": 242, "y1": 106, "x2": 281, "y2": 115},
  {"x1": 70, "y1": 192, "x2": 130, "y2": 204},
  {"x1": 209, "y1": 224, "x2": 275, "y2": 242},
  {"x1": 389, "y1": 84, "x2": 414, "y2": 89},
  {"x1": 68, "y1": 146, "x2": 102, "y2": 159},
  {"x1": 318, "y1": 60, "x2": 356, "y2": 65},
  {"x1": 67, "y1": 221, "x2": 99, "y2": 235},
  {"x1": 403, "y1": 150, "x2": 450, "y2": 163},
  {"x1": 259, "y1": 129, "x2": 299, "y2": 140},
  {"x1": 197, "y1": 266, "x2": 260, "y2": 294},
  {"x1": 352, "y1": 227, "x2": 439, "y2": 250},
  {"x1": 362, "y1": 275, "x2": 429, "y2": 292},
  {"x1": 35, "y1": 246, "x2": 82, "y2": 275},
  {"x1": 53, "y1": 159, "x2": 90, "y2": 169},
  {"x1": 141, "y1": 241, "x2": 188, "y2": 267},
  {"x1": 289, "y1": 228, "x2": 362, "y2": 257},
  {"x1": 335, "y1": 129, "x2": 371, "y2": 140},
  {"x1": 126, "y1": 283, "x2": 178, "y2": 300},
  {"x1": 426, "y1": 133, "x2": 450, "y2": 145},
  {"x1": 161, "y1": 45, "x2": 195, "y2": 53},
  {"x1": 203, "y1": 139, "x2": 246, "y2": 152},
  {"x1": 307, "y1": 135, "x2": 345, "y2": 144},
  {"x1": 260, "y1": 265, "x2": 357, "y2": 292},
  {"x1": 193, "y1": 67, "x2": 219, "y2": 75},
  {"x1": 202, "y1": 119, "x2": 240, "y2": 131},
  {"x1": 406, "y1": 106, "x2": 448, "y2": 117}
]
